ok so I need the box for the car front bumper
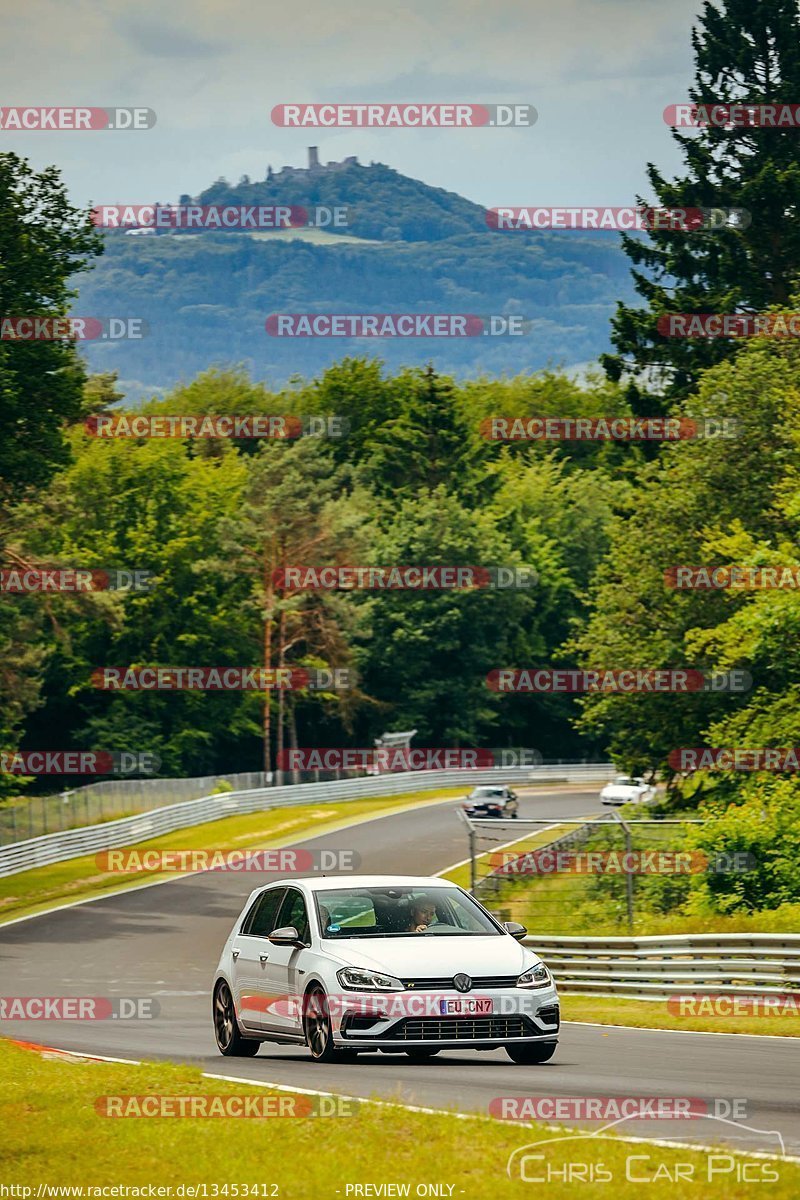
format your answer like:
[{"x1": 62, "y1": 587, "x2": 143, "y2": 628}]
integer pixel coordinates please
[{"x1": 332, "y1": 985, "x2": 560, "y2": 1049}]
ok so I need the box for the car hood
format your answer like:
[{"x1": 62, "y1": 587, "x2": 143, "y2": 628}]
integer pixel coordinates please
[
  {"x1": 327, "y1": 934, "x2": 538, "y2": 978},
  {"x1": 601, "y1": 785, "x2": 641, "y2": 798}
]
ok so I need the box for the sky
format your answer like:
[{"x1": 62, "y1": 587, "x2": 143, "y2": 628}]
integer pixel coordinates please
[{"x1": 1, "y1": 0, "x2": 705, "y2": 210}]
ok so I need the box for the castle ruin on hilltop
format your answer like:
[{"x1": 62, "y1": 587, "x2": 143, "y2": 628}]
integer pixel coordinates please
[{"x1": 265, "y1": 147, "x2": 359, "y2": 180}]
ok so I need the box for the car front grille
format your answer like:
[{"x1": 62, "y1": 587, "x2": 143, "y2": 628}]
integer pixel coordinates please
[
  {"x1": 401, "y1": 975, "x2": 520, "y2": 990},
  {"x1": 389, "y1": 1015, "x2": 534, "y2": 1041}
]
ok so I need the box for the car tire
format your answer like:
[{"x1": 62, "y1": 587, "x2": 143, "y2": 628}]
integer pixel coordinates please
[
  {"x1": 404, "y1": 1048, "x2": 440, "y2": 1060},
  {"x1": 505, "y1": 1041, "x2": 557, "y2": 1064},
  {"x1": 304, "y1": 986, "x2": 343, "y2": 1063},
  {"x1": 213, "y1": 981, "x2": 261, "y2": 1057}
]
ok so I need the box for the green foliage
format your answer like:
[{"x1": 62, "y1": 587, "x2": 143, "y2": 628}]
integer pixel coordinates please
[
  {"x1": 604, "y1": 0, "x2": 800, "y2": 401},
  {"x1": 684, "y1": 777, "x2": 800, "y2": 913},
  {"x1": 0, "y1": 153, "x2": 102, "y2": 503},
  {"x1": 570, "y1": 337, "x2": 800, "y2": 774}
]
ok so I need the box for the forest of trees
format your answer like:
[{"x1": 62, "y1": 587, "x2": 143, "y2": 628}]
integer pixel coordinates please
[
  {"x1": 3, "y1": 0, "x2": 800, "y2": 906},
  {"x1": 77, "y1": 227, "x2": 634, "y2": 400}
]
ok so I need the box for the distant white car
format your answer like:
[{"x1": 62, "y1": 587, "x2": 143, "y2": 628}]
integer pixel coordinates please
[
  {"x1": 212, "y1": 874, "x2": 559, "y2": 1064},
  {"x1": 600, "y1": 775, "x2": 656, "y2": 806}
]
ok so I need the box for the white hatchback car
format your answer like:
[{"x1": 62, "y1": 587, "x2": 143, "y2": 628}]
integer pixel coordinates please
[{"x1": 212, "y1": 874, "x2": 559, "y2": 1064}]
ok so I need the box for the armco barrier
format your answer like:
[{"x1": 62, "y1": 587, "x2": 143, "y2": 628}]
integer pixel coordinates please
[
  {"x1": 525, "y1": 933, "x2": 800, "y2": 1000},
  {"x1": 0, "y1": 764, "x2": 614, "y2": 878}
]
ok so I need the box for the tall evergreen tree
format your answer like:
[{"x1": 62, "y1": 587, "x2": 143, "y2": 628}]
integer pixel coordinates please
[
  {"x1": 603, "y1": 0, "x2": 800, "y2": 406},
  {"x1": 0, "y1": 154, "x2": 102, "y2": 509}
]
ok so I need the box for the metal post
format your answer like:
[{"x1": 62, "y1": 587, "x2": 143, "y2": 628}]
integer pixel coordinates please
[
  {"x1": 625, "y1": 826, "x2": 634, "y2": 932},
  {"x1": 469, "y1": 826, "x2": 477, "y2": 894},
  {"x1": 608, "y1": 810, "x2": 634, "y2": 932}
]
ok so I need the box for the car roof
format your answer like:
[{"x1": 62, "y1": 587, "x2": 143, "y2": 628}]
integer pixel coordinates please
[{"x1": 257, "y1": 874, "x2": 461, "y2": 893}]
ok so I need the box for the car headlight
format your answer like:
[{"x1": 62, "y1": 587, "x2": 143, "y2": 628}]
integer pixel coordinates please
[
  {"x1": 517, "y1": 964, "x2": 551, "y2": 989},
  {"x1": 337, "y1": 967, "x2": 404, "y2": 992}
]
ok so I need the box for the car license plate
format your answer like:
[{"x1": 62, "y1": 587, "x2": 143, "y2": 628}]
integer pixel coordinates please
[{"x1": 439, "y1": 997, "x2": 493, "y2": 1015}]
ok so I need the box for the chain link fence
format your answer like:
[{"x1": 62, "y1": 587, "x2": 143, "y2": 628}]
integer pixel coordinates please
[
  {"x1": 461, "y1": 811, "x2": 710, "y2": 935},
  {"x1": 0, "y1": 771, "x2": 271, "y2": 845}
]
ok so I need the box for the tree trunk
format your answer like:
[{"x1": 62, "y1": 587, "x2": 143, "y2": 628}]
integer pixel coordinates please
[
  {"x1": 288, "y1": 697, "x2": 300, "y2": 786},
  {"x1": 276, "y1": 602, "x2": 287, "y2": 786}
]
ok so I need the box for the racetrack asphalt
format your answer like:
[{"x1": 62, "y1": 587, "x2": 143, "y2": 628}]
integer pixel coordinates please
[{"x1": 1, "y1": 786, "x2": 798, "y2": 1157}]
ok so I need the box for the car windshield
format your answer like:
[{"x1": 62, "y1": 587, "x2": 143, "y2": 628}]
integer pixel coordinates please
[
  {"x1": 470, "y1": 788, "x2": 503, "y2": 799},
  {"x1": 313, "y1": 886, "x2": 503, "y2": 938},
  {"x1": 614, "y1": 776, "x2": 634, "y2": 786}
]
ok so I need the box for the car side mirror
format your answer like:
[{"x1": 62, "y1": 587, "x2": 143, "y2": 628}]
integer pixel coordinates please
[
  {"x1": 268, "y1": 925, "x2": 305, "y2": 947},
  {"x1": 503, "y1": 921, "x2": 527, "y2": 941}
]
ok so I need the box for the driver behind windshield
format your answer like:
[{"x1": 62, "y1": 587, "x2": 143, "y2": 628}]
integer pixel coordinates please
[{"x1": 404, "y1": 894, "x2": 437, "y2": 933}]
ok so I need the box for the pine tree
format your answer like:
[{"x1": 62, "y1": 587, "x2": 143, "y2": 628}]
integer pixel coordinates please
[{"x1": 603, "y1": 0, "x2": 800, "y2": 406}]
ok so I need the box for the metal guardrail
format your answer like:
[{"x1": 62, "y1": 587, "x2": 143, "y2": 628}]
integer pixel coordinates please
[
  {"x1": 0, "y1": 763, "x2": 615, "y2": 878},
  {"x1": 524, "y1": 933, "x2": 800, "y2": 1000}
]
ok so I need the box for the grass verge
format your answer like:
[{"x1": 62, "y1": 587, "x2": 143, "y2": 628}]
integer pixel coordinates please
[
  {"x1": 0, "y1": 789, "x2": 464, "y2": 926},
  {"x1": 1, "y1": 1039, "x2": 795, "y2": 1196},
  {"x1": 561, "y1": 993, "x2": 800, "y2": 1037}
]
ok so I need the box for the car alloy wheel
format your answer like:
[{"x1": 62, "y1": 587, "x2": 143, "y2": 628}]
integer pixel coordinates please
[
  {"x1": 213, "y1": 981, "x2": 260, "y2": 1057},
  {"x1": 304, "y1": 986, "x2": 339, "y2": 1062}
]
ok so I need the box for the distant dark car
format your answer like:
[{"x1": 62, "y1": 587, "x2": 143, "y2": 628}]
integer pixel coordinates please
[{"x1": 462, "y1": 785, "x2": 519, "y2": 819}]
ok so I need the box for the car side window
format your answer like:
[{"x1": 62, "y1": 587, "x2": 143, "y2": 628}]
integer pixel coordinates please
[
  {"x1": 242, "y1": 888, "x2": 286, "y2": 937},
  {"x1": 276, "y1": 888, "x2": 310, "y2": 943}
]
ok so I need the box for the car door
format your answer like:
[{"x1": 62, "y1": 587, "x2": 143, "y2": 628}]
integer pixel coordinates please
[
  {"x1": 230, "y1": 885, "x2": 286, "y2": 1031},
  {"x1": 260, "y1": 886, "x2": 311, "y2": 1038}
]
